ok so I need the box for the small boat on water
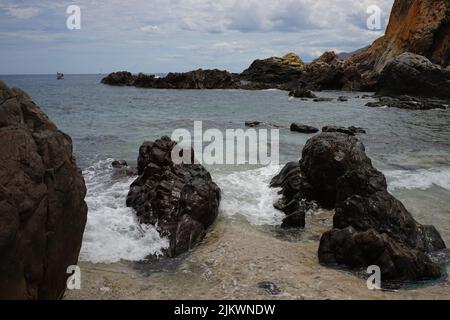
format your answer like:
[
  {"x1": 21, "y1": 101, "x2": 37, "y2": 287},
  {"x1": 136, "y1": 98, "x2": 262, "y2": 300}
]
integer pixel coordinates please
[{"x1": 56, "y1": 72, "x2": 64, "y2": 80}]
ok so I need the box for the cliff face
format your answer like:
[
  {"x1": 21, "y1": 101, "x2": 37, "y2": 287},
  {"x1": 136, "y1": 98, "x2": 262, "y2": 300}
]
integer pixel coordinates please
[{"x1": 352, "y1": 0, "x2": 450, "y2": 73}]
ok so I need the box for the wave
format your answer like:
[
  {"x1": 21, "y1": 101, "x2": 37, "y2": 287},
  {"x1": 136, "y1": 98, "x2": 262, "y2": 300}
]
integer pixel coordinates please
[
  {"x1": 80, "y1": 159, "x2": 169, "y2": 264},
  {"x1": 385, "y1": 167, "x2": 450, "y2": 191},
  {"x1": 214, "y1": 165, "x2": 285, "y2": 226}
]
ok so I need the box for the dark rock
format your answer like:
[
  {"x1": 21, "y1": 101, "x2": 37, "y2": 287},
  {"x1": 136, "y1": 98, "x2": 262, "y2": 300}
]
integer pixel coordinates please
[
  {"x1": 289, "y1": 87, "x2": 317, "y2": 99},
  {"x1": 0, "y1": 81, "x2": 87, "y2": 299},
  {"x1": 281, "y1": 211, "x2": 306, "y2": 229},
  {"x1": 377, "y1": 53, "x2": 450, "y2": 99},
  {"x1": 313, "y1": 98, "x2": 334, "y2": 102},
  {"x1": 126, "y1": 136, "x2": 221, "y2": 257},
  {"x1": 112, "y1": 160, "x2": 128, "y2": 169},
  {"x1": 245, "y1": 121, "x2": 261, "y2": 127},
  {"x1": 366, "y1": 96, "x2": 447, "y2": 110},
  {"x1": 338, "y1": 96, "x2": 348, "y2": 102},
  {"x1": 318, "y1": 227, "x2": 442, "y2": 281},
  {"x1": 290, "y1": 123, "x2": 319, "y2": 134},
  {"x1": 322, "y1": 126, "x2": 366, "y2": 136},
  {"x1": 257, "y1": 281, "x2": 281, "y2": 295},
  {"x1": 101, "y1": 71, "x2": 136, "y2": 86},
  {"x1": 271, "y1": 132, "x2": 446, "y2": 281},
  {"x1": 102, "y1": 69, "x2": 239, "y2": 89}
]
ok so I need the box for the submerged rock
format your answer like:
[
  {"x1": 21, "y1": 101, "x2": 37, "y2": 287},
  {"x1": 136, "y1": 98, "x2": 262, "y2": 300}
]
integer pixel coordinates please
[
  {"x1": 322, "y1": 126, "x2": 366, "y2": 136},
  {"x1": 288, "y1": 87, "x2": 317, "y2": 99},
  {"x1": 126, "y1": 137, "x2": 221, "y2": 257},
  {"x1": 366, "y1": 96, "x2": 448, "y2": 110},
  {"x1": 0, "y1": 81, "x2": 87, "y2": 299},
  {"x1": 290, "y1": 123, "x2": 319, "y2": 134},
  {"x1": 271, "y1": 133, "x2": 446, "y2": 282}
]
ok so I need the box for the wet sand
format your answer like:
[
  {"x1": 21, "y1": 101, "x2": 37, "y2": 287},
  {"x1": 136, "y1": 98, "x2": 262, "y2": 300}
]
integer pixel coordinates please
[{"x1": 65, "y1": 212, "x2": 450, "y2": 300}]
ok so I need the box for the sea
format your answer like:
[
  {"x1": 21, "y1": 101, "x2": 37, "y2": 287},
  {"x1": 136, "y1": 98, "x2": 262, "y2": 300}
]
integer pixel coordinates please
[{"x1": 2, "y1": 74, "x2": 450, "y2": 268}]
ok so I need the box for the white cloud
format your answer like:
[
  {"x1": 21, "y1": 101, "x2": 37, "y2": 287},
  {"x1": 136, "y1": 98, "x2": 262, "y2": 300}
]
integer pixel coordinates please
[
  {"x1": 1, "y1": 5, "x2": 40, "y2": 19},
  {"x1": 139, "y1": 25, "x2": 160, "y2": 33}
]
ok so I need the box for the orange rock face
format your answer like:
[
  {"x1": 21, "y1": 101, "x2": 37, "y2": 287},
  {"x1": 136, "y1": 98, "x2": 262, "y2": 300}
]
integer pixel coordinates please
[{"x1": 350, "y1": 0, "x2": 450, "y2": 73}]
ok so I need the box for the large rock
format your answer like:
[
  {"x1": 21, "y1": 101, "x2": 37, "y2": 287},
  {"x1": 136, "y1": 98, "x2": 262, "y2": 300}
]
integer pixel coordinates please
[
  {"x1": 0, "y1": 81, "x2": 87, "y2": 299},
  {"x1": 271, "y1": 133, "x2": 446, "y2": 281},
  {"x1": 240, "y1": 53, "x2": 305, "y2": 85},
  {"x1": 377, "y1": 53, "x2": 450, "y2": 99},
  {"x1": 126, "y1": 137, "x2": 221, "y2": 257},
  {"x1": 319, "y1": 227, "x2": 442, "y2": 281}
]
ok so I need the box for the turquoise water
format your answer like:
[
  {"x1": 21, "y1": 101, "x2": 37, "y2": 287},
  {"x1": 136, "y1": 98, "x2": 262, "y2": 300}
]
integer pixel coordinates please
[{"x1": 2, "y1": 74, "x2": 450, "y2": 263}]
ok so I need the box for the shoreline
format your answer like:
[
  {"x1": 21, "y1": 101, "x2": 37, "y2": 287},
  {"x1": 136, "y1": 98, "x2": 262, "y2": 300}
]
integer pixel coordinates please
[{"x1": 66, "y1": 215, "x2": 450, "y2": 300}]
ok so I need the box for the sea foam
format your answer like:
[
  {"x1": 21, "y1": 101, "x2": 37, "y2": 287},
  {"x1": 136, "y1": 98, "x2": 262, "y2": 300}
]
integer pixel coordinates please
[
  {"x1": 80, "y1": 159, "x2": 169, "y2": 264},
  {"x1": 385, "y1": 167, "x2": 450, "y2": 191}
]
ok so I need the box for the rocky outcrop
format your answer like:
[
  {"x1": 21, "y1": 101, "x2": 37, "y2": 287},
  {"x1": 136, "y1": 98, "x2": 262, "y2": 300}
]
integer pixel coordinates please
[
  {"x1": 126, "y1": 137, "x2": 221, "y2": 257},
  {"x1": 377, "y1": 53, "x2": 450, "y2": 99},
  {"x1": 288, "y1": 87, "x2": 317, "y2": 99},
  {"x1": 271, "y1": 133, "x2": 446, "y2": 282},
  {"x1": 290, "y1": 123, "x2": 319, "y2": 134},
  {"x1": 240, "y1": 53, "x2": 305, "y2": 85},
  {"x1": 349, "y1": 0, "x2": 450, "y2": 80},
  {"x1": 101, "y1": 71, "x2": 135, "y2": 86},
  {"x1": 102, "y1": 69, "x2": 239, "y2": 89},
  {"x1": 0, "y1": 81, "x2": 87, "y2": 299}
]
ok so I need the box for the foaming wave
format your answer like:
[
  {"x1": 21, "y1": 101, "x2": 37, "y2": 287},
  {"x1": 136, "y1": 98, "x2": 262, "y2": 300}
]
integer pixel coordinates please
[
  {"x1": 214, "y1": 165, "x2": 284, "y2": 226},
  {"x1": 385, "y1": 167, "x2": 450, "y2": 191},
  {"x1": 80, "y1": 159, "x2": 169, "y2": 263}
]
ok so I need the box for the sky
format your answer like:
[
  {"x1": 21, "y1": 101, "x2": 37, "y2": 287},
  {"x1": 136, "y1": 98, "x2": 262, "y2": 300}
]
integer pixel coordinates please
[{"x1": 0, "y1": 0, "x2": 394, "y2": 74}]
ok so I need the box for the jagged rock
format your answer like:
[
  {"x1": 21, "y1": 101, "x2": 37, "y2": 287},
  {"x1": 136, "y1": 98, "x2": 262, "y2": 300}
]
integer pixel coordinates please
[
  {"x1": 377, "y1": 53, "x2": 450, "y2": 99},
  {"x1": 319, "y1": 227, "x2": 442, "y2": 281},
  {"x1": 0, "y1": 81, "x2": 87, "y2": 299},
  {"x1": 240, "y1": 53, "x2": 305, "y2": 85},
  {"x1": 271, "y1": 133, "x2": 446, "y2": 281},
  {"x1": 245, "y1": 121, "x2": 262, "y2": 127},
  {"x1": 126, "y1": 137, "x2": 221, "y2": 257},
  {"x1": 290, "y1": 123, "x2": 319, "y2": 134}
]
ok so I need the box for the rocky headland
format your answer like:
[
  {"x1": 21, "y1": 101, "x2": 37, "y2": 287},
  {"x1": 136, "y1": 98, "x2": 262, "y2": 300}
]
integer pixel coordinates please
[
  {"x1": 101, "y1": 0, "x2": 450, "y2": 110},
  {"x1": 0, "y1": 81, "x2": 88, "y2": 299}
]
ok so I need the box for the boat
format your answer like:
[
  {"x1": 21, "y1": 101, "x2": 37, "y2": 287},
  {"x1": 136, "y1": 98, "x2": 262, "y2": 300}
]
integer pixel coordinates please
[{"x1": 56, "y1": 72, "x2": 64, "y2": 80}]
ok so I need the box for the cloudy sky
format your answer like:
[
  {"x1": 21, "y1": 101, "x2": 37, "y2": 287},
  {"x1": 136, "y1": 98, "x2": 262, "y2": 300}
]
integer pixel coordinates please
[{"x1": 0, "y1": 0, "x2": 394, "y2": 74}]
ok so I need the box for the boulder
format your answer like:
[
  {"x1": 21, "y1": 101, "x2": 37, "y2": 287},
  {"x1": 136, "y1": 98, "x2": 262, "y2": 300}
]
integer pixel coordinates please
[
  {"x1": 319, "y1": 227, "x2": 442, "y2": 281},
  {"x1": 377, "y1": 53, "x2": 450, "y2": 99},
  {"x1": 126, "y1": 137, "x2": 221, "y2": 257},
  {"x1": 288, "y1": 87, "x2": 317, "y2": 99},
  {"x1": 240, "y1": 53, "x2": 305, "y2": 85},
  {"x1": 271, "y1": 133, "x2": 446, "y2": 281},
  {"x1": 0, "y1": 81, "x2": 87, "y2": 299},
  {"x1": 290, "y1": 123, "x2": 319, "y2": 134}
]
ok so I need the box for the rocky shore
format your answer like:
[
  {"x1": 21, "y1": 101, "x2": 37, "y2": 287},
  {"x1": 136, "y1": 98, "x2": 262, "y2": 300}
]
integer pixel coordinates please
[{"x1": 101, "y1": 0, "x2": 450, "y2": 110}]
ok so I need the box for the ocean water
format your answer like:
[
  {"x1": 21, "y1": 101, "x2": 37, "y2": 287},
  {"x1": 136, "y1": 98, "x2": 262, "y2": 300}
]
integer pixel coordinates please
[{"x1": 2, "y1": 74, "x2": 450, "y2": 264}]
